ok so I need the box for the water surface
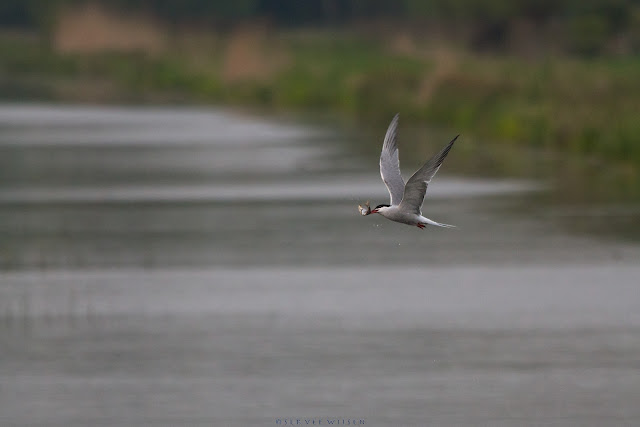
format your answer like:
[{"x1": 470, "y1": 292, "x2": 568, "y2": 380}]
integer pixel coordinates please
[{"x1": 1, "y1": 104, "x2": 639, "y2": 426}]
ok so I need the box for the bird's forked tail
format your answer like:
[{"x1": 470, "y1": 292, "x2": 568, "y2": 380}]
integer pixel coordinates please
[{"x1": 420, "y1": 217, "x2": 456, "y2": 228}]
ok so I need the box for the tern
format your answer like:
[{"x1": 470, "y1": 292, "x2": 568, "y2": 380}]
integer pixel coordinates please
[{"x1": 365, "y1": 113, "x2": 458, "y2": 229}]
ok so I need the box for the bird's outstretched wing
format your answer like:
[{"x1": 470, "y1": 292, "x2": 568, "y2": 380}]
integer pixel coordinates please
[
  {"x1": 399, "y1": 135, "x2": 459, "y2": 214},
  {"x1": 379, "y1": 114, "x2": 405, "y2": 206}
]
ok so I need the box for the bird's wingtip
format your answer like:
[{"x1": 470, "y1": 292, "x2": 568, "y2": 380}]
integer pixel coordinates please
[{"x1": 446, "y1": 134, "x2": 460, "y2": 146}]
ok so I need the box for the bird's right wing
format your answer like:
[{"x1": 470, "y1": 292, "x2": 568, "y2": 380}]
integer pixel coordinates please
[
  {"x1": 399, "y1": 135, "x2": 458, "y2": 214},
  {"x1": 379, "y1": 114, "x2": 405, "y2": 206}
]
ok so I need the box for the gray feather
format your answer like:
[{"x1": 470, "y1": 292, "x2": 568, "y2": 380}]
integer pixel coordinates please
[
  {"x1": 379, "y1": 113, "x2": 405, "y2": 206},
  {"x1": 399, "y1": 135, "x2": 459, "y2": 214}
]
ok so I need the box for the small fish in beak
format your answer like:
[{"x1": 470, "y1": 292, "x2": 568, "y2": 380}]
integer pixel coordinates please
[{"x1": 358, "y1": 200, "x2": 371, "y2": 216}]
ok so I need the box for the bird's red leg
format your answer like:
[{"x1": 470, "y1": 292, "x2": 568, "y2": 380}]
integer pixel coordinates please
[{"x1": 417, "y1": 223, "x2": 425, "y2": 229}]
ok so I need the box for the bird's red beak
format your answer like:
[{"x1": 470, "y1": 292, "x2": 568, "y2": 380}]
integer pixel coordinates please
[{"x1": 371, "y1": 209, "x2": 378, "y2": 214}]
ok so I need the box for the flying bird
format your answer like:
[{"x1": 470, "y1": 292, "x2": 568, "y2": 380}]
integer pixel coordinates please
[{"x1": 361, "y1": 113, "x2": 458, "y2": 229}]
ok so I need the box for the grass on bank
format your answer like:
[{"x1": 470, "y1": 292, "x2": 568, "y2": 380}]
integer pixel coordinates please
[{"x1": 1, "y1": 32, "x2": 639, "y2": 173}]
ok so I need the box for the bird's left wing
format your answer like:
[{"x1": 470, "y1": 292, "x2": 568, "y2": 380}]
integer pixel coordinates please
[{"x1": 399, "y1": 135, "x2": 458, "y2": 214}]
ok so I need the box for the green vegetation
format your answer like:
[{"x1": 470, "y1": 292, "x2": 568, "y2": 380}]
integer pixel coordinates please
[
  {"x1": 1, "y1": 32, "x2": 640, "y2": 176},
  {"x1": 1, "y1": 0, "x2": 638, "y2": 175}
]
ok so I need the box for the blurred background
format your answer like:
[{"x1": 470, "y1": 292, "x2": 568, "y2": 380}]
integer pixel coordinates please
[{"x1": 1, "y1": 1, "x2": 640, "y2": 426}]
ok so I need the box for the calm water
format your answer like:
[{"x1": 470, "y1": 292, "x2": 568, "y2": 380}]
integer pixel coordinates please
[{"x1": 1, "y1": 104, "x2": 639, "y2": 426}]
